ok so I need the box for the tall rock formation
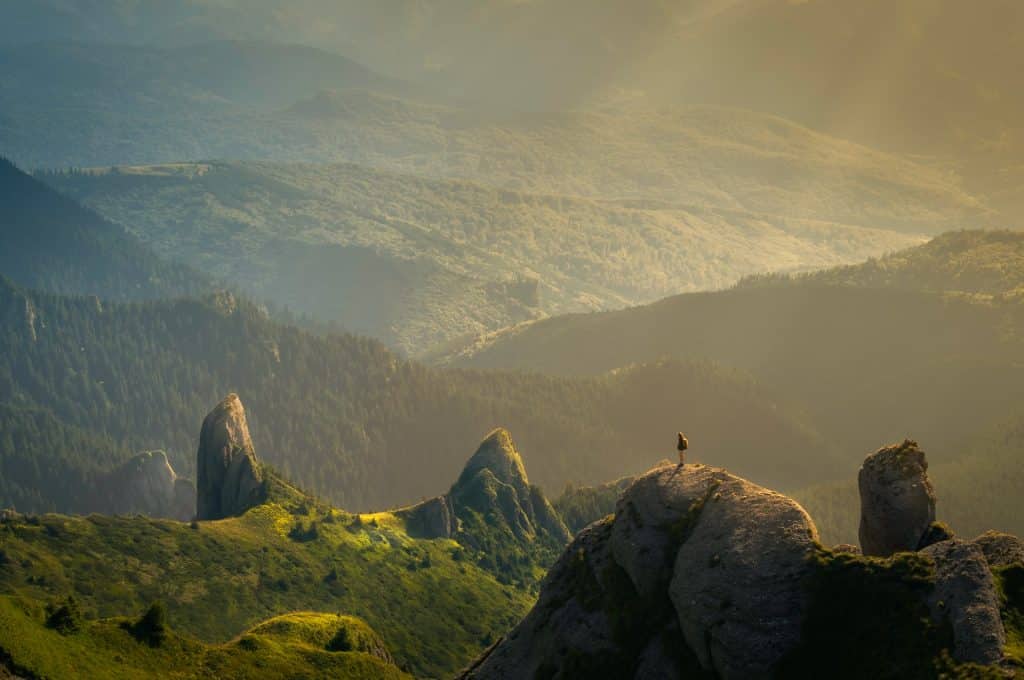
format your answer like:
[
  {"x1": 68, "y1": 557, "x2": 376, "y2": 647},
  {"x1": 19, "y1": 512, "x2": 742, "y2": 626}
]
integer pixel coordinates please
[
  {"x1": 196, "y1": 394, "x2": 266, "y2": 520},
  {"x1": 450, "y1": 428, "x2": 571, "y2": 545},
  {"x1": 400, "y1": 428, "x2": 570, "y2": 545},
  {"x1": 858, "y1": 439, "x2": 936, "y2": 557}
]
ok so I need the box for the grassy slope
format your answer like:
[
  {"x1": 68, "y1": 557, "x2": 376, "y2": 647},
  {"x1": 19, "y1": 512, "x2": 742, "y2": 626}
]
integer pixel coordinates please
[
  {"x1": 0, "y1": 501, "x2": 530, "y2": 678},
  {"x1": 0, "y1": 599, "x2": 409, "y2": 680},
  {"x1": 45, "y1": 156, "x2": 926, "y2": 355}
]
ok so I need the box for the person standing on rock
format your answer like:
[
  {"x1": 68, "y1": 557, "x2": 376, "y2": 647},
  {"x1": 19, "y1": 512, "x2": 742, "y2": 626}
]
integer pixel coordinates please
[{"x1": 677, "y1": 432, "x2": 688, "y2": 465}]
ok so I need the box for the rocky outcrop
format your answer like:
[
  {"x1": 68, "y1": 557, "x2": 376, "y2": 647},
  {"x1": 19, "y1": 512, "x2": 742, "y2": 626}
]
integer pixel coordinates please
[
  {"x1": 462, "y1": 446, "x2": 1022, "y2": 679},
  {"x1": 196, "y1": 394, "x2": 266, "y2": 521},
  {"x1": 858, "y1": 439, "x2": 936, "y2": 556},
  {"x1": 449, "y1": 429, "x2": 571, "y2": 544},
  {"x1": 670, "y1": 474, "x2": 820, "y2": 678},
  {"x1": 400, "y1": 495, "x2": 458, "y2": 539},
  {"x1": 102, "y1": 450, "x2": 195, "y2": 521},
  {"x1": 921, "y1": 539, "x2": 1006, "y2": 665},
  {"x1": 462, "y1": 463, "x2": 820, "y2": 679}
]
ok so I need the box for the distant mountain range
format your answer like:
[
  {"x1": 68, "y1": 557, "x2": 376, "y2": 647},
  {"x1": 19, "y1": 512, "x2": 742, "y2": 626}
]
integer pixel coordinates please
[
  {"x1": 7, "y1": 2, "x2": 1021, "y2": 227},
  {"x1": 41, "y1": 156, "x2": 935, "y2": 353},
  {"x1": 6, "y1": 2, "x2": 1023, "y2": 153}
]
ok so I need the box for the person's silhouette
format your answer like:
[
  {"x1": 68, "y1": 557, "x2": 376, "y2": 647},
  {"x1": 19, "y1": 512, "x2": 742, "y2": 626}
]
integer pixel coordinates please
[{"x1": 677, "y1": 432, "x2": 688, "y2": 465}]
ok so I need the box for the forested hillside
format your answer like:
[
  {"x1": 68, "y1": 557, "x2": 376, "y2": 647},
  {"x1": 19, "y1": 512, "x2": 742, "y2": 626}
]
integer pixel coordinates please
[
  {"x1": 740, "y1": 230, "x2": 1024, "y2": 298},
  {"x1": 0, "y1": 159, "x2": 205, "y2": 301},
  {"x1": 43, "y1": 159, "x2": 925, "y2": 353},
  {"x1": 445, "y1": 232, "x2": 1024, "y2": 493},
  {"x1": 0, "y1": 276, "x2": 833, "y2": 514}
]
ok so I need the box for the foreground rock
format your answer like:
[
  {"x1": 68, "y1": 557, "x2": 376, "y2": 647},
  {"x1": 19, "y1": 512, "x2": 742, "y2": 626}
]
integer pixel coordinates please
[
  {"x1": 461, "y1": 463, "x2": 820, "y2": 679},
  {"x1": 858, "y1": 439, "x2": 936, "y2": 557},
  {"x1": 102, "y1": 450, "x2": 195, "y2": 521},
  {"x1": 920, "y1": 539, "x2": 1006, "y2": 665},
  {"x1": 463, "y1": 449, "x2": 1021, "y2": 679},
  {"x1": 196, "y1": 394, "x2": 266, "y2": 520},
  {"x1": 972, "y1": 530, "x2": 1024, "y2": 568},
  {"x1": 670, "y1": 474, "x2": 819, "y2": 677}
]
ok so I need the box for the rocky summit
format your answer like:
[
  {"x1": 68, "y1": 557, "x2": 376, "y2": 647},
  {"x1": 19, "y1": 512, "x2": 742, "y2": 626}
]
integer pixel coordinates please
[
  {"x1": 402, "y1": 428, "x2": 570, "y2": 545},
  {"x1": 858, "y1": 439, "x2": 936, "y2": 557},
  {"x1": 461, "y1": 462, "x2": 820, "y2": 679},
  {"x1": 461, "y1": 445, "x2": 1023, "y2": 679},
  {"x1": 195, "y1": 394, "x2": 266, "y2": 521}
]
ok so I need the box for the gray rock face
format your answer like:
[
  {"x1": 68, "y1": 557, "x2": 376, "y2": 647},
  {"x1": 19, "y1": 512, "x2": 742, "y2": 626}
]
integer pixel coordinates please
[
  {"x1": 462, "y1": 449, "x2": 1020, "y2": 679},
  {"x1": 459, "y1": 519, "x2": 622, "y2": 680},
  {"x1": 610, "y1": 464, "x2": 729, "y2": 598},
  {"x1": 400, "y1": 495, "x2": 458, "y2": 539},
  {"x1": 921, "y1": 540, "x2": 1006, "y2": 665},
  {"x1": 669, "y1": 474, "x2": 819, "y2": 679},
  {"x1": 462, "y1": 464, "x2": 819, "y2": 680},
  {"x1": 858, "y1": 440, "x2": 936, "y2": 556},
  {"x1": 104, "y1": 450, "x2": 195, "y2": 521},
  {"x1": 196, "y1": 394, "x2": 265, "y2": 521},
  {"x1": 972, "y1": 530, "x2": 1024, "y2": 568}
]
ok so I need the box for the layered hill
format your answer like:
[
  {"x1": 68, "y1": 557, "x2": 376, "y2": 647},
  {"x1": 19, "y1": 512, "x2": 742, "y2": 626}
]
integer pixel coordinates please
[
  {"x1": 0, "y1": 159, "x2": 205, "y2": 301},
  {"x1": 43, "y1": 152, "x2": 936, "y2": 353},
  {"x1": 6, "y1": 3, "x2": 1022, "y2": 229},
  {"x1": 0, "y1": 602, "x2": 410, "y2": 680},
  {"x1": 7, "y1": 1, "x2": 1024, "y2": 156},
  {"x1": 740, "y1": 229, "x2": 1024, "y2": 299}
]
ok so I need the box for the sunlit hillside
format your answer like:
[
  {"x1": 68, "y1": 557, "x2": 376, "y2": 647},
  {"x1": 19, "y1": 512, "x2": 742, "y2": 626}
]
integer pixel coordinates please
[{"x1": 44, "y1": 153, "x2": 933, "y2": 352}]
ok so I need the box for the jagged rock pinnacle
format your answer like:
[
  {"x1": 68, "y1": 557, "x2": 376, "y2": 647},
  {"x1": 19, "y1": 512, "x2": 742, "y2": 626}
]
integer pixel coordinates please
[
  {"x1": 196, "y1": 393, "x2": 265, "y2": 520},
  {"x1": 858, "y1": 439, "x2": 936, "y2": 556}
]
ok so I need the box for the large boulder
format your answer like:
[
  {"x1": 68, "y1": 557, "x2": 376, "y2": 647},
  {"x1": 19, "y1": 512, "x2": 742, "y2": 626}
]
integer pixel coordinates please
[
  {"x1": 858, "y1": 439, "x2": 936, "y2": 556},
  {"x1": 458, "y1": 519, "x2": 624, "y2": 679},
  {"x1": 461, "y1": 464, "x2": 819, "y2": 679},
  {"x1": 921, "y1": 539, "x2": 1006, "y2": 665},
  {"x1": 669, "y1": 475, "x2": 819, "y2": 679},
  {"x1": 196, "y1": 394, "x2": 266, "y2": 520},
  {"x1": 399, "y1": 495, "x2": 458, "y2": 539},
  {"x1": 610, "y1": 464, "x2": 730, "y2": 597},
  {"x1": 102, "y1": 450, "x2": 195, "y2": 521}
]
